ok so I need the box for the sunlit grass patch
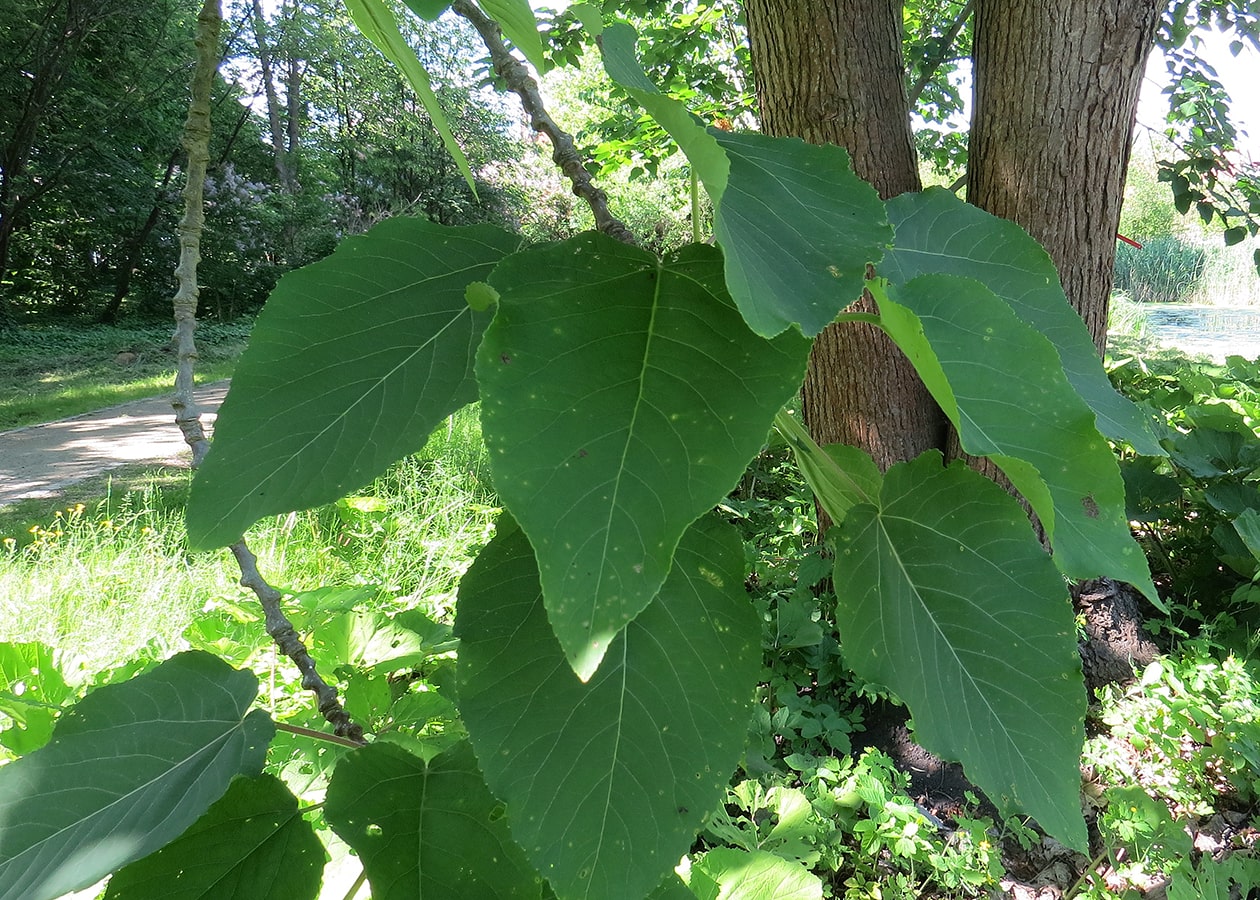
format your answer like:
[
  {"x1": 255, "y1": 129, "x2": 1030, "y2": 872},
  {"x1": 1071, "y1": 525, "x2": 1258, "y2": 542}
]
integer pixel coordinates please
[
  {"x1": 0, "y1": 319, "x2": 250, "y2": 430},
  {"x1": 0, "y1": 406, "x2": 495, "y2": 677}
]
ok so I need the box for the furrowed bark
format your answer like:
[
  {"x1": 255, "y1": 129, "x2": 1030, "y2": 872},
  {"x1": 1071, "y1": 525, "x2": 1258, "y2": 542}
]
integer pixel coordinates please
[{"x1": 745, "y1": 0, "x2": 947, "y2": 486}]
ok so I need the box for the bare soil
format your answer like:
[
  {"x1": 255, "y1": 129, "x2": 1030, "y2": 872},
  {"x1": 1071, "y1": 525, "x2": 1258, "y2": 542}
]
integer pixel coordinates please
[{"x1": 0, "y1": 382, "x2": 228, "y2": 507}]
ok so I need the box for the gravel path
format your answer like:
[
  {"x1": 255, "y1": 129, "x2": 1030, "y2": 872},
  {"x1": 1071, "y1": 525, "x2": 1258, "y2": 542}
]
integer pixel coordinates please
[{"x1": 0, "y1": 382, "x2": 229, "y2": 507}]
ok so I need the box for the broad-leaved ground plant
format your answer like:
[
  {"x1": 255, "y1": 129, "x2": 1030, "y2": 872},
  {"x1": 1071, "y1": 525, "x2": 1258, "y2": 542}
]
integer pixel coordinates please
[{"x1": 0, "y1": 5, "x2": 1179, "y2": 899}]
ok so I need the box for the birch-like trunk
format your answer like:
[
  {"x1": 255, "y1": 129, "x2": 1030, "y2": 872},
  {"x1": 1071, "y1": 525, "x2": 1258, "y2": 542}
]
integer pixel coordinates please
[{"x1": 171, "y1": 0, "x2": 222, "y2": 468}]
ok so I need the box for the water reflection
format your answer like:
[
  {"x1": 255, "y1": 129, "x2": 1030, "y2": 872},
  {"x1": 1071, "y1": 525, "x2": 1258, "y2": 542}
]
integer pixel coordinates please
[{"x1": 1127, "y1": 304, "x2": 1260, "y2": 361}]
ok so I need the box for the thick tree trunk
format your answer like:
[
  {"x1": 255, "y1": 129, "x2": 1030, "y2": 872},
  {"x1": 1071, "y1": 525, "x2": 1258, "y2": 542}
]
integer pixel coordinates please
[
  {"x1": 744, "y1": 0, "x2": 947, "y2": 476},
  {"x1": 968, "y1": 0, "x2": 1161, "y2": 353}
]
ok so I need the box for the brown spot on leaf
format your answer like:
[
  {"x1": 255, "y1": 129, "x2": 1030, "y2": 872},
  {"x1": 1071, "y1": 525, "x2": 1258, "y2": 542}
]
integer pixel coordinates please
[
  {"x1": 500, "y1": 353, "x2": 512, "y2": 364},
  {"x1": 1082, "y1": 494, "x2": 1100, "y2": 519}
]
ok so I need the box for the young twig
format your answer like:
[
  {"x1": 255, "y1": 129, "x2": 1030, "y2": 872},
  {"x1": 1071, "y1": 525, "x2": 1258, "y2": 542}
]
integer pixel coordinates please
[
  {"x1": 170, "y1": 0, "x2": 365, "y2": 746},
  {"x1": 450, "y1": 0, "x2": 637, "y2": 245}
]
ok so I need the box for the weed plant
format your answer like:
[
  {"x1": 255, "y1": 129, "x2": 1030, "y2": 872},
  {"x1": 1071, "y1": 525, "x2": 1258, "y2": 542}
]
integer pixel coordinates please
[{"x1": 0, "y1": 319, "x2": 250, "y2": 430}]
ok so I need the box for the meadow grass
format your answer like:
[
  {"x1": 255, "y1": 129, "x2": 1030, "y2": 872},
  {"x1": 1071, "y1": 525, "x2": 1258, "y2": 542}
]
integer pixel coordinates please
[
  {"x1": 0, "y1": 319, "x2": 250, "y2": 430},
  {"x1": 0, "y1": 406, "x2": 495, "y2": 681}
]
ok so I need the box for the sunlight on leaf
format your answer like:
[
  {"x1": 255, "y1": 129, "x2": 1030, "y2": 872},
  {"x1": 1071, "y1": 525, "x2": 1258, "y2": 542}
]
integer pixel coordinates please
[
  {"x1": 0, "y1": 652, "x2": 273, "y2": 900},
  {"x1": 456, "y1": 514, "x2": 761, "y2": 900}
]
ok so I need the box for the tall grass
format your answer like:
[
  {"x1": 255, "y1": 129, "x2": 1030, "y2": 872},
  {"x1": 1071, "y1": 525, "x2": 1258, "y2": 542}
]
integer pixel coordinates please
[
  {"x1": 1113, "y1": 236, "x2": 1207, "y2": 304},
  {"x1": 1114, "y1": 235, "x2": 1260, "y2": 307},
  {"x1": 1190, "y1": 241, "x2": 1260, "y2": 307},
  {"x1": 0, "y1": 406, "x2": 495, "y2": 680}
]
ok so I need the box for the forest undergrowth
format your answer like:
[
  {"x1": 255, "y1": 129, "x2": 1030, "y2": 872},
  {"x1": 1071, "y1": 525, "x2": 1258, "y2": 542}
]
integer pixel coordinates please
[{"x1": 3, "y1": 343, "x2": 1260, "y2": 898}]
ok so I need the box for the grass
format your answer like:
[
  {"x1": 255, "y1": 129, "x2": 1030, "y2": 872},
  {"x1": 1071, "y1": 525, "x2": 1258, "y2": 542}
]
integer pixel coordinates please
[
  {"x1": 1113, "y1": 234, "x2": 1260, "y2": 308},
  {"x1": 0, "y1": 406, "x2": 496, "y2": 681},
  {"x1": 0, "y1": 319, "x2": 251, "y2": 431}
]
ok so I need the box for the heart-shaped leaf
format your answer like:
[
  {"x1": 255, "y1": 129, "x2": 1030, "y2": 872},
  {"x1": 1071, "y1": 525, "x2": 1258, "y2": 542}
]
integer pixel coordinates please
[
  {"x1": 102, "y1": 775, "x2": 324, "y2": 900},
  {"x1": 187, "y1": 219, "x2": 519, "y2": 549},
  {"x1": 874, "y1": 274, "x2": 1159, "y2": 604},
  {"x1": 881, "y1": 188, "x2": 1162, "y2": 456},
  {"x1": 599, "y1": 23, "x2": 889, "y2": 339},
  {"x1": 478, "y1": 235, "x2": 809, "y2": 678},
  {"x1": 325, "y1": 741, "x2": 544, "y2": 899},
  {"x1": 456, "y1": 514, "x2": 761, "y2": 900},
  {"x1": 835, "y1": 452, "x2": 1087, "y2": 851},
  {"x1": 711, "y1": 131, "x2": 890, "y2": 338},
  {"x1": 0, "y1": 652, "x2": 273, "y2": 900}
]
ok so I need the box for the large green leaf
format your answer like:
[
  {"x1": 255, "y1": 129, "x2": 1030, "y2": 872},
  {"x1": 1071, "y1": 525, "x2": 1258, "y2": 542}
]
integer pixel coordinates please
[
  {"x1": 477, "y1": 235, "x2": 809, "y2": 679},
  {"x1": 711, "y1": 131, "x2": 890, "y2": 338},
  {"x1": 187, "y1": 219, "x2": 519, "y2": 549},
  {"x1": 881, "y1": 188, "x2": 1162, "y2": 456},
  {"x1": 102, "y1": 774, "x2": 324, "y2": 900},
  {"x1": 874, "y1": 274, "x2": 1159, "y2": 604},
  {"x1": 479, "y1": 0, "x2": 548, "y2": 72},
  {"x1": 456, "y1": 515, "x2": 761, "y2": 900},
  {"x1": 344, "y1": 0, "x2": 476, "y2": 190},
  {"x1": 325, "y1": 741, "x2": 544, "y2": 899},
  {"x1": 689, "y1": 849, "x2": 823, "y2": 900},
  {"x1": 0, "y1": 652, "x2": 273, "y2": 900},
  {"x1": 599, "y1": 23, "x2": 888, "y2": 339},
  {"x1": 834, "y1": 452, "x2": 1087, "y2": 851}
]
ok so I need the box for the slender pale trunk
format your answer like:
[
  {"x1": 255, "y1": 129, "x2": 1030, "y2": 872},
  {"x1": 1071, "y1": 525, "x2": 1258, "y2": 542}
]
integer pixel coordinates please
[
  {"x1": 251, "y1": 0, "x2": 294, "y2": 191},
  {"x1": 171, "y1": 0, "x2": 222, "y2": 466}
]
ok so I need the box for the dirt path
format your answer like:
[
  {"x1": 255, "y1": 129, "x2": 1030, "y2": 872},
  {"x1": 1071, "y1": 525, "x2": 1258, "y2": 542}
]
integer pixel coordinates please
[{"x1": 0, "y1": 382, "x2": 229, "y2": 507}]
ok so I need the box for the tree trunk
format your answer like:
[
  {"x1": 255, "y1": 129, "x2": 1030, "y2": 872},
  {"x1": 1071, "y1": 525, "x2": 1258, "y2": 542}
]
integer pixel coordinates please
[
  {"x1": 968, "y1": 0, "x2": 1161, "y2": 353},
  {"x1": 250, "y1": 0, "x2": 294, "y2": 192},
  {"x1": 744, "y1": 0, "x2": 947, "y2": 478},
  {"x1": 98, "y1": 150, "x2": 180, "y2": 324}
]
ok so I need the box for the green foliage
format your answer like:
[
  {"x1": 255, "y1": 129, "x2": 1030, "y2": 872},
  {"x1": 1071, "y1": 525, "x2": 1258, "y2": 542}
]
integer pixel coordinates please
[
  {"x1": 456, "y1": 515, "x2": 761, "y2": 898},
  {"x1": 1089, "y1": 651, "x2": 1260, "y2": 815},
  {"x1": 834, "y1": 452, "x2": 1087, "y2": 850},
  {"x1": 186, "y1": 220, "x2": 519, "y2": 549},
  {"x1": 0, "y1": 7, "x2": 1211, "y2": 900},
  {"x1": 344, "y1": 0, "x2": 476, "y2": 192},
  {"x1": 325, "y1": 741, "x2": 545, "y2": 899},
  {"x1": 477, "y1": 236, "x2": 808, "y2": 674},
  {"x1": 1080, "y1": 646, "x2": 1260, "y2": 897},
  {"x1": 1108, "y1": 350, "x2": 1260, "y2": 632},
  {"x1": 103, "y1": 774, "x2": 326, "y2": 900},
  {"x1": 0, "y1": 652, "x2": 273, "y2": 900},
  {"x1": 1113, "y1": 235, "x2": 1208, "y2": 305},
  {"x1": 704, "y1": 752, "x2": 1006, "y2": 899},
  {"x1": 884, "y1": 188, "x2": 1161, "y2": 456}
]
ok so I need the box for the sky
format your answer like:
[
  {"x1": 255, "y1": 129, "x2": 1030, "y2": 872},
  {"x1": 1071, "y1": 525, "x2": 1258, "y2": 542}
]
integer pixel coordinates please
[{"x1": 1137, "y1": 29, "x2": 1260, "y2": 159}]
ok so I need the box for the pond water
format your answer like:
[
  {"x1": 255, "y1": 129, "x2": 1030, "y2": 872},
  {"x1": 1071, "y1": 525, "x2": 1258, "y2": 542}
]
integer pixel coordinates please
[{"x1": 1126, "y1": 304, "x2": 1260, "y2": 361}]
